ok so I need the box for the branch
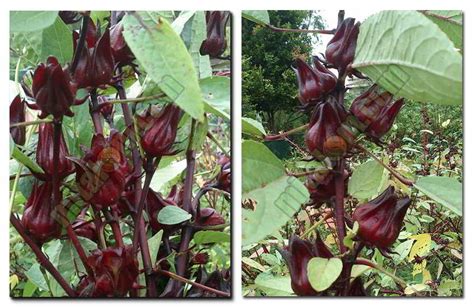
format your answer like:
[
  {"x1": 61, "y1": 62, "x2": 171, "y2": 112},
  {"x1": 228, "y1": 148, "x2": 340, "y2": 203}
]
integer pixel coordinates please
[
  {"x1": 10, "y1": 119, "x2": 52, "y2": 128},
  {"x1": 264, "y1": 123, "x2": 309, "y2": 141},
  {"x1": 155, "y1": 269, "x2": 230, "y2": 297},
  {"x1": 10, "y1": 214, "x2": 77, "y2": 297},
  {"x1": 70, "y1": 15, "x2": 90, "y2": 74},
  {"x1": 355, "y1": 258, "x2": 407, "y2": 288}
]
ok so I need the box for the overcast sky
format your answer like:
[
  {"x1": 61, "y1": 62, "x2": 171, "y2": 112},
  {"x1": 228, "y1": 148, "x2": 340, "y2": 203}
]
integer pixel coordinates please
[{"x1": 313, "y1": 9, "x2": 380, "y2": 54}]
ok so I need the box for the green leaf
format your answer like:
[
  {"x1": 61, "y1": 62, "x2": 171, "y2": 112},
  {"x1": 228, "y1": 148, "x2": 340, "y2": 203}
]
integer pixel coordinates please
[
  {"x1": 172, "y1": 11, "x2": 196, "y2": 34},
  {"x1": 41, "y1": 17, "x2": 73, "y2": 65},
  {"x1": 157, "y1": 206, "x2": 192, "y2": 225},
  {"x1": 414, "y1": 176, "x2": 462, "y2": 216},
  {"x1": 150, "y1": 158, "x2": 186, "y2": 192},
  {"x1": 353, "y1": 11, "x2": 462, "y2": 105},
  {"x1": 348, "y1": 159, "x2": 389, "y2": 200},
  {"x1": 200, "y1": 76, "x2": 230, "y2": 117},
  {"x1": 148, "y1": 230, "x2": 163, "y2": 265},
  {"x1": 194, "y1": 230, "x2": 230, "y2": 245},
  {"x1": 123, "y1": 13, "x2": 204, "y2": 121},
  {"x1": 242, "y1": 257, "x2": 266, "y2": 272},
  {"x1": 254, "y1": 272, "x2": 294, "y2": 296},
  {"x1": 242, "y1": 11, "x2": 270, "y2": 25},
  {"x1": 25, "y1": 264, "x2": 48, "y2": 291},
  {"x1": 421, "y1": 10, "x2": 463, "y2": 50},
  {"x1": 22, "y1": 279, "x2": 38, "y2": 297},
  {"x1": 242, "y1": 140, "x2": 284, "y2": 193},
  {"x1": 192, "y1": 116, "x2": 209, "y2": 150},
  {"x1": 242, "y1": 176, "x2": 308, "y2": 246},
  {"x1": 184, "y1": 11, "x2": 212, "y2": 79},
  {"x1": 10, "y1": 136, "x2": 15, "y2": 158},
  {"x1": 11, "y1": 146, "x2": 44, "y2": 175},
  {"x1": 10, "y1": 11, "x2": 58, "y2": 32},
  {"x1": 242, "y1": 117, "x2": 266, "y2": 138},
  {"x1": 307, "y1": 257, "x2": 343, "y2": 292}
]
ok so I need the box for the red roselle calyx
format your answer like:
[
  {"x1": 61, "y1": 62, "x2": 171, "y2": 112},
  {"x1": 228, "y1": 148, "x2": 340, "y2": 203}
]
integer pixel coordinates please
[
  {"x1": 10, "y1": 95, "x2": 26, "y2": 145},
  {"x1": 59, "y1": 11, "x2": 82, "y2": 24},
  {"x1": 200, "y1": 11, "x2": 230, "y2": 58},
  {"x1": 76, "y1": 246, "x2": 139, "y2": 297},
  {"x1": 74, "y1": 130, "x2": 130, "y2": 209},
  {"x1": 32, "y1": 56, "x2": 75, "y2": 119},
  {"x1": 21, "y1": 182, "x2": 62, "y2": 245},
  {"x1": 216, "y1": 154, "x2": 231, "y2": 193},
  {"x1": 293, "y1": 57, "x2": 337, "y2": 107},
  {"x1": 280, "y1": 234, "x2": 333, "y2": 296},
  {"x1": 305, "y1": 168, "x2": 348, "y2": 207},
  {"x1": 305, "y1": 98, "x2": 354, "y2": 160},
  {"x1": 352, "y1": 186, "x2": 411, "y2": 249},
  {"x1": 110, "y1": 22, "x2": 135, "y2": 67},
  {"x1": 35, "y1": 123, "x2": 75, "y2": 180},
  {"x1": 325, "y1": 18, "x2": 360, "y2": 73},
  {"x1": 196, "y1": 208, "x2": 226, "y2": 227},
  {"x1": 139, "y1": 104, "x2": 182, "y2": 158},
  {"x1": 146, "y1": 188, "x2": 179, "y2": 232},
  {"x1": 349, "y1": 85, "x2": 404, "y2": 141},
  {"x1": 73, "y1": 20, "x2": 115, "y2": 89}
]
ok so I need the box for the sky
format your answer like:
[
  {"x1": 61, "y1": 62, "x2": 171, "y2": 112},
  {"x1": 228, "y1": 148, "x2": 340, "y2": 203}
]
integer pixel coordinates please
[{"x1": 313, "y1": 9, "x2": 380, "y2": 54}]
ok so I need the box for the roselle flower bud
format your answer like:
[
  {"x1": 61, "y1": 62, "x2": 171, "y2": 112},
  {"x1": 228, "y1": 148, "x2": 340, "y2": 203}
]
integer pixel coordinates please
[
  {"x1": 77, "y1": 246, "x2": 139, "y2": 297},
  {"x1": 365, "y1": 98, "x2": 404, "y2": 141},
  {"x1": 139, "y1": 104, "x2": 181, "y2": 158},
  {"x1": 72, "y1": 218, "x2": 97, "y2": 242},
  {"x1": 196, "y1": 208, "x2": 225, "y2": 227},
  {"x1": 349, "y1": 85, "x2": 393, "y2": 130},
  {"x1": 326, "y1": 18, "x2": 360, "y2": 72},
  {"x1": 73, "y1": 20, "x2": 115, "y2": 89},
  {"x1": 97, "y1": 96, "x2": 114, "y2": 120},
  {"x1": 21, "y1": 182, "x2": 61, "y2": 245},
  {"x1": 200, "y1": 11, "x2": 230, "y2": 58},
  {"x1": 75, "y1": 131, "x2": 130, "y2": 209},
  {"x1": 216, "y1": 154, "x2": 231, "y2": 193},
  {"x1": 293, "y1": 57, "x2": 337, "y2": 106},
  {"x1": 10, "y1": 95, "x2": 26, "y2": 145},
  {"x1": 59, "y1": 11, "x2": 81, "y2": 24},
  {"x1": 280, "y1": 234, "x2": 333, "y2": 296},
  {"x1": 305, "y1": 168, "x2": 348, "y2": 207},
  {"x1": 146, "y1": 188, "x2": 179, "y2": 232},
  {"x1": 35, "y1": 123, "x2": 75, "y2": 180},
  {"x1": 110, "y1": 22, "x2": 135, "y2": 67},
  {"x1": 352, "y1": 186, "x2": 411, "y2": 249},
  {"x1": 32, "y1": 56, "x2": 75, "y2": 119},
  {"x1": 305, "y1": 98, "x2": 353, "y2": 160}
]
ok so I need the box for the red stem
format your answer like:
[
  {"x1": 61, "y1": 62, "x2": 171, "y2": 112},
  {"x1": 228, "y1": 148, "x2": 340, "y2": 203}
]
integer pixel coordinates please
[{"x1": 10, "y1": 214, "x2": 77, "y2": 297}]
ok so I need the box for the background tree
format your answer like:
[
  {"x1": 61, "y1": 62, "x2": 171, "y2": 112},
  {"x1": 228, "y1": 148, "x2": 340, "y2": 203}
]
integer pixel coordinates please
[{"x1": 242, "y1": 11, "x2": 325, "y2": 133}]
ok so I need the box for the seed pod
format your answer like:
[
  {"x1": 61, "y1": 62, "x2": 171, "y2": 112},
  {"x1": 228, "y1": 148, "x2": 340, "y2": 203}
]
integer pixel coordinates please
[
  {"x1": 325, "y1": 18, "x2": 359, "y2": 73},
  {"x1": 35, "y1": 123, "x2": 75, "y2": 180},
  {"x1": 200, "y1": 11, "x2": 230, "y2": 58},
  {"x1": 32, "y1": 56, "x2": 75, "y2": 119},
  {"x1": 139, "y1": 104, "x2": 181, "y2": 158},
  {"x1": 73, "y1": 20, "x2": 115, "y2": 89},
  {"x1": 280, "y1": 234, "x2": 333, "y2": 296},
  {"x1": 75, "y1": 131, "x2": 130, "y2": 209},
  {"x1": 10, "y1": 95, "x2": 26, "y2": 145},
  {"x1": 76, "y1": 246, "x2": 139, "y2": 297},
  {"x1": 305, "y1": 98, "x2": 353, "y2": 160},
  {"x1": 293, "y1": 57, "x2": 337, "y2": 106},
  {"x1": 110, "y1": 22, "x2": 135, "y2": 67},
  {"x1": 352, "y1": 186, "x2": 411, "y2": 249},
  {"x1": 21, "y1": 182, "x2": 62, "y2": 245}
]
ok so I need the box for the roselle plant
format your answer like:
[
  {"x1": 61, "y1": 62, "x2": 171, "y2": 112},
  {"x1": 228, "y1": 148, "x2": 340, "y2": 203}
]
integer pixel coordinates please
[
  {"x1": 10, "y1": 10, "x2": 231, "y2": 298},
  {"x1": 242, "y1": 10, "x2": 462, "y2": 297}
]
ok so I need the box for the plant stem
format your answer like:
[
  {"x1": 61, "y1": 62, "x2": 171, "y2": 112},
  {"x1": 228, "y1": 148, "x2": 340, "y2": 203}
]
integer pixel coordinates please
[
  {"x1": 301, "y1": 211, "x2": 333, "y2": 239},
  {"x1": 89, "y1": 89, "x2": 103, "y2": 135},
  {"x1": 355, "y1": 143, "x2": 414, "y2": 186},
  {"x1": 355, "y1": 258, "x2": 407, "y2": 288},
  {"x1": 10, "y1": 214, "x2": 77, "y2": 297},
  {"x1": 264, "y1": 123, "x2": 309, "y2": 141},
  {"x1": 155, "y1": 269, "x2": 230, "y2": 297},
  {"x1": 10, "y1": 119, "x2": 52, "y2": 128},
  {"x1": 107, "y1": 93, "x2": 166, "y2": 104},
  {"x1": 206, "y1": 131, "x2": 229, "y2": 155},
  {"x1": 334, "y1": 159, "x2": 347, "y2": 254}
]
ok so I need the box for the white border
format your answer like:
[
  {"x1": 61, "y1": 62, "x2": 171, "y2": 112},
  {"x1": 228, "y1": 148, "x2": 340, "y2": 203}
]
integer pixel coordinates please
[{"x1": 1, "y1": 0, "x2": 472, "y2": 306}]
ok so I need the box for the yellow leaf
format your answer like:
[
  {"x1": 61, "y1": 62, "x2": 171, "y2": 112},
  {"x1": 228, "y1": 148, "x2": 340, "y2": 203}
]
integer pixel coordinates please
[
  {"x1": 10, "y1": 274, "x2": 19, "y2": 290},
  {"x1": 413, "y1": 259, "x2": 426, "y2": 276},
  {"x1": 409, "y1": 233, "x2": 431, "y2": 261},
  {"x1": 422, "y1": 268, "x2": 432, "y2": 283}
]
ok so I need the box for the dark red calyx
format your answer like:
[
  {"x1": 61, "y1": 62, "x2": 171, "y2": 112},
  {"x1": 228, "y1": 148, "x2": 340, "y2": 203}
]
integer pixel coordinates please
[
  {"x1": 200, "y1": 11, "x2": 230, "y2": 58},
  {"x1": 325, "y1": 18, "x2": 360, "y2": 73},
  {"x1": 10, "y1": 95, "x2": 26, "y2": 145}
]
